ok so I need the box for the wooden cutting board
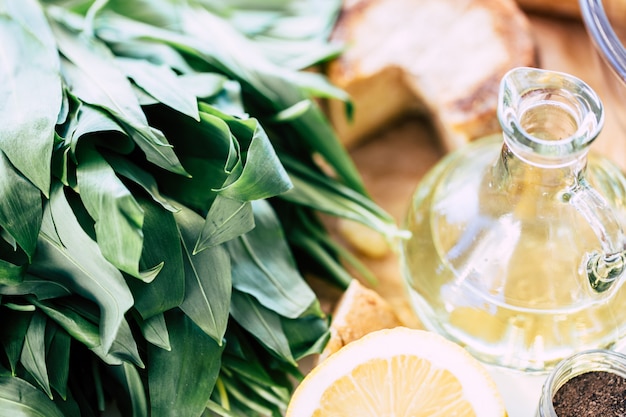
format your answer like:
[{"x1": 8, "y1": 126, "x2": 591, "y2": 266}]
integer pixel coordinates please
[{"x1": 317, "y1": 12, "x2": 626, "y2": 328}]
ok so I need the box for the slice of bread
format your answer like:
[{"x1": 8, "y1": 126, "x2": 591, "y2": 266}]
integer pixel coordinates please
[{"x1": 327, "y1": 0, "x2": 537, "y2": 150}]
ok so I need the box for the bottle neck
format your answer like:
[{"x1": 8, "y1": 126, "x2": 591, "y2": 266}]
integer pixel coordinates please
[
  {"x1": 495, "y1": 67, "x2": 603, "y2": 196},
  {"x1": 494, "y1": 133, "x2": 590, "y2": 193},
  {"x1": 498, "y1": 67, "x2": 603, "y2": 168}
]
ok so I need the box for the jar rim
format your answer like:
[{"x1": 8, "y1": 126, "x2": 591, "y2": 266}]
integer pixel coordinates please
[{"x1": 538, "y1": 348, "x2": 626, "y2": 416}]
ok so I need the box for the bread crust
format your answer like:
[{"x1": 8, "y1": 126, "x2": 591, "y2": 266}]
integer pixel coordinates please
[
  {"x1": 516, "y1": 0, "x2": 580, "y2": 18},
  {"x1": 327, "y1": 0, "x2": 538, "y2": 150}
]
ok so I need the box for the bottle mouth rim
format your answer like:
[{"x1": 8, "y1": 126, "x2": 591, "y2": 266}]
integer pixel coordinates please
[{"x1": 498, "y1": 67, "x2": 604, "y2": 165}]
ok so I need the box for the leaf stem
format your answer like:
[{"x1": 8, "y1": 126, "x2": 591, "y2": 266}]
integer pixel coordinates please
[{"x1": 215, "y1": 377, "x2": 230, "y2": 410}]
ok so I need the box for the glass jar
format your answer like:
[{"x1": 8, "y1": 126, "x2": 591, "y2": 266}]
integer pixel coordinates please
[
  {"x1": 536, "y1": 349, "x2": 626, "y2": 416},
  {"x1": 401, "y1": 67, "x2": 626, "y2": 372}
]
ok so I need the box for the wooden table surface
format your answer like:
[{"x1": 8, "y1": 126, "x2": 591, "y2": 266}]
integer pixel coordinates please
[{"x1": 325, "y1": 12, "x2": 626, "y2": 329}]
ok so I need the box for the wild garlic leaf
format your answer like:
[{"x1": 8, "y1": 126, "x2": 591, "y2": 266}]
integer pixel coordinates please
[
  {"x1": 136, "y1": 312, "x2": 171, "y2": 351},
  {"x1": 176, "y1": 5, "x2": 366, "y2": 194},
  {"x1": 100, "y1": 312, "x2": 145, "y2": 368},
  {"x1": 126, "y1": 196, "x2": 184, "y2": 319},
  {"x1": 33, "y1": 182, "x2": 134, "y2": 354},
  {"x1": 31, "y1": 296, "x2": 143, "y2": 368},
  {"x1": 107, "y1": 39, "x2": 195, "y2": 74},
  {"x1": 0, "y1": 0, "x2": 62, "y2": 196},
  {"x1": 226, "y1": 200, "x2": 315, "y2": 318},
  {"x1": 283, "y1": 70, "x2": 350, "y2": 102},
  {"x1": 178, "y1": 73, "x2": 230, "y2": 99},
  {"x1": 69, "y1": 103, "x2": 130, "y2": 156},
  {"x1": 229, "y1": 290, "x2": 295, "y2": 366},
  {"x1": 105, "y1": 153, "x2": 178, "y2": 213},
  {"x1": 76, "y1": 142, "x2": 163, "y2": 282},
  {"x1": 279, "y1": 154, "x2": 401, "y2": 239},
  {"x1": 0, "y1": 259, "x2": 27, "y2": 286},
  {"x1": 281, "y1": 311, "x2": 330, "y2": 360},
  {"x1": 45, "y1": 325, "x2": 70, "y2": 401},
  {"x1": 219, "y1": 376, "x2": 275, "y2": 416},
  {"x1": 107, "y1": 362, "x2": 148, "y2": 417},
  {"x1": 20, "y1": 311, "x2": 52, "y2": 399},
  {"x1": 29, "y1": 298, "x2": 99, "y2": 349},
  {"x1": 221, "y1": 355, "x2": 276, "y2": 393},
  {"x1": 0, "y1": 276, "x2": 72, "y2": 300},
  {"x1": 222, "y1": 0, "x2": 342, "y2": 69},
  {"x1": 218, "y1": 358, "x2": 292, "y2": 411},
  {"x1": 0, "y1": 150, "x2": 42, "y2": 262},
  {"x1": 205, "y1": 112, "x2": 293, "y2": 201},
  {"x1": 195, "y1": 195, "x2": 254, "y2": 253},
  {"x1": 0, "y1": 309, "x2": 32, "y2": 375},
  {"x1": 148, "y1": 310, "x2": 224, "y2": 417},
  {"x1": 116, "y1": 56, "x2": 200, "y2": 121},
  {"x1": 50, "y1": 18, "x2": 189, "y2": 176},
  {"x1": 29, "y1": 298, "x2": 113, "y2": 364},
  {"x1": 144, "y1": 107, "x2": 234, "y2": 211},
  {"x1": 176, "y1": 206, "x2": 231, "y2": 344},
  {"x1": 0, "y1": 376, "x2": 64, "y2": 417}
]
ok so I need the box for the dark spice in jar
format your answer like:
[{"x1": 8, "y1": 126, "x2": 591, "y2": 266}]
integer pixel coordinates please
[{"x1": 552, "y1": 370, "x2": 626, "y2": 416}]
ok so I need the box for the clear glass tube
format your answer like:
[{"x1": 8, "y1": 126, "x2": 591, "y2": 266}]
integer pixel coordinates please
[{"x1": 536, "y1": 349, "x2": 626, "y2": 416}]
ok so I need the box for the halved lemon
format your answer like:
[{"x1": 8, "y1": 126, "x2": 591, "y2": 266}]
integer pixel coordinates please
[{"x1": 286, "y1": 327, "x2": 507, "y2": 416}]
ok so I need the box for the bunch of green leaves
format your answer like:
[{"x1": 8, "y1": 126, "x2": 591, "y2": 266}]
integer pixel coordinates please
[{"x1": 0, "y1": 0, "x2": 400, "y2": 416}]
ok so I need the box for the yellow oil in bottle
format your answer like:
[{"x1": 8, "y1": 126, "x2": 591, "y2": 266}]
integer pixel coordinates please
[{"x1": 402, "y1": 134, "x2": 626, "y2": 372}]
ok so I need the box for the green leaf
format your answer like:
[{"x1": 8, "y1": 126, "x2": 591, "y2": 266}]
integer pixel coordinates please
[
  {"x1": 50, "y1": 18, "x2": 188, "y2": 177},
  {"x1": 107, "y1": 362, "x2": 148, "y2": 417},
  {"x1": 0, "y1": 376, "x2": 65, "y2": 417},
  {"x1": 28, "y1": 298, "x2": 99, "y2": 351},
  {"x1": 220, "y1": 0, "x2": 342, "y2": 69},
  {"x1": 104, "y1": 152, "x2": 178, "y2": 213},
  {"x1": 282, "y1": 70, "x2": 351, "y2": 102},
  {"x1": 270, "y1": 99, "x2": 312, "y2": 123},
  {"x1": 148, "y1": 107, "x2": 235, "y2": 211},
  {"x1": 116, "y1": 56, "x2": 200, "y2": 121},
  {"x1": 127, "y1": 196, "x2": 184, "y2": 319},
  {"x1": 45, "y1": 325, "x2": 71, "y2": 401},
  {"x1": 135, "y1": 312, "x2": 170, "y2": 351},
  {"x1": 76, "y1": 142, "x2": 162, "y2": 282},
  {"x1": 229, "y1": 290, "x2": 295, "y2": 365},
  {"x1": 148, "y1": 310, "x2": 224, "y2": 417},
  {"x1": 174, "y1": 4, "x2": 365, "y2": 193},
  {"x1": 219, "y1": 376, "x2": 275, "y2": 417},
  {"x1": 280, "y1": 155, "x2": 403, "y2": 241},
  {"x1": 0, "y1": 276, "x2": 72, "y2": 300},
  {"x1": 0, "y1": 258, "x2": 27, "y2": 286},
  {"x1": 21, "y1": 311, "x2": 52, "y2": 399},
  {"x1": 199, "y1": 105, "x2": 293, "y2": 201},
  {"x1": 176, "y1": 206, "x2": 231, "y2": 344},
  {"x1": 0, "y1": 0, "x2": 62, "y2": 196},
  {"x1": 226, "y1": 200, "x2": 315, "y2": 318},
  {"x1": 32, "y1": 182, "x2": 134, "y2": 354},
  {"x1": 0, "y1": 309, "x2": 33, "y2": 375},
  {"x1": 0, "y1": 151, "x2": 42, "y2": 261},
  {"x1": 31, "y1": 297, "x2": 143, "y2": 367},
  {"x1": 280, "y1": 311, "x2": 330, "y2": 360},
  {"x1": 107, "y1": 38, "x2": 195, "y2": 74},
  {"x1": 221, "y1": 325, "x2": 292, "y2": 400},
  {"x1": 195, "y1": 195, "x2": 254, "y2": 253},
  {"x1": 178, "y1": 73, "x2": 230, "y2": 99},
  {"x1": 69, "y1": 103, "x2": 130, "y2": 155}
]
